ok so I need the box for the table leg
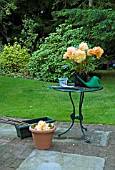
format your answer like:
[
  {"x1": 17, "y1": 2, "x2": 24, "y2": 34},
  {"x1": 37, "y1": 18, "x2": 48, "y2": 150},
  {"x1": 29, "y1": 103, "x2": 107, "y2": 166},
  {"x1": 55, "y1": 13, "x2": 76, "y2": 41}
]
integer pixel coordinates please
[
  {"x1": 78, "y1": 92, "x2": 91, "y2": 143},
  {"x1": 58, "y1": 92, "x2": 91, "y2": 143},
  {"x1": 58, "y1": 92, "x2": 75, "y2": 137}
]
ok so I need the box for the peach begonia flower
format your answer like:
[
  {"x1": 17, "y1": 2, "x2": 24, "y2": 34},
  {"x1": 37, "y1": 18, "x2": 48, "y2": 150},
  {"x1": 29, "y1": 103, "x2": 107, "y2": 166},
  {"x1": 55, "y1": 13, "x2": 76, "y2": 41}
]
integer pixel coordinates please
[
  {"x1": 67, "y1": 46, "x2": 76, "y2": 55},
  {"x1": 93, "y1": 46, "x2": 104, "y2": 59},
  {"x1": 63, "y1": 52, "x2": 68, "y2": 59},
  {"x1": 67, "y1": 46, "x2": 77, "y2": 59},
  {"x1": 63, "y1": 47, "x2": 77, "y2": 60},
  {"x1": 79, "y1": 42, "x2": 88, "y2": 51},
  {"x1": 75, "y1": 50, "x2": 86, "y2": 63},
  {"x1": 35, "y1": 120, "x2": 47, "y2": 130},
  {"x1": 87, "y1": 49, "x2": 95, "y2": 56},
  {"x1": 34, "y1": 121, "x2": 54, "y2": 131}
]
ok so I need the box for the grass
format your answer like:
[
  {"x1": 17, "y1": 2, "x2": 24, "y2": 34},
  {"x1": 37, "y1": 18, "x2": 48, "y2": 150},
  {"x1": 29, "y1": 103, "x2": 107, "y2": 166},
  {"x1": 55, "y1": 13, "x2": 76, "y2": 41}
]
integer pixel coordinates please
[{"x1": 0, "y1": 70, "x2": 115, "y2": 125}]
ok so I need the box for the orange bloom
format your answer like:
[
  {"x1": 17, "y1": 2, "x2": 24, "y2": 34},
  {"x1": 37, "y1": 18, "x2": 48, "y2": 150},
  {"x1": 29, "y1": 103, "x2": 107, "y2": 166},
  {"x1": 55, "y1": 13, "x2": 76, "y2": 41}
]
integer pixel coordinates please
[
  {"x1": 63, "y1": 47, "x2": 77, "y2": 60},
  {"x1": 62, "y1": 43, "x2": 104, "y2": 71},
  {"x1": 67, "y1": 47, "x2": 76, "y2": 59},
  {"x1": 93, "y1": 46, "x2": 104, "y2": 59},
  {"x1": 34, "y1": 121, "x2": 54, "y2": 130},
  {"x1": 87, "y1": 49, "x2": 95, "y2": 56},
  {"x1": 75, "y1": 50, "x2": 86, "y2": 63},
  {"x1": 79, "y1": 42, "x2": 88, "y2": 51},
  {"x1": 63, "y1": 52, "x2": 68, "y2": 59},
  {"x1": 37, "y1": 120, "x2": 47, "y2": 130}
]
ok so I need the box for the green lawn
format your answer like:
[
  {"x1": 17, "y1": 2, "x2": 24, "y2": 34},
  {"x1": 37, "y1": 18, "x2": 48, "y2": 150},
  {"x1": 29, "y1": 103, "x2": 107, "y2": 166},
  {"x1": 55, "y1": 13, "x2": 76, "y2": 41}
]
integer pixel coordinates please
[{"x1": 0, "y1": 71, "x2": 115, "y2": 124}]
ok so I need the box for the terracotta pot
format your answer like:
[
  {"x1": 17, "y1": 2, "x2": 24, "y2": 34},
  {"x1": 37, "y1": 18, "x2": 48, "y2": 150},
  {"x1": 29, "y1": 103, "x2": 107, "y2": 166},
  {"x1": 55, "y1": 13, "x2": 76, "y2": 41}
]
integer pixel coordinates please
[{"x1": 29, "y1": 124, "x2": 56, "y2": 150}]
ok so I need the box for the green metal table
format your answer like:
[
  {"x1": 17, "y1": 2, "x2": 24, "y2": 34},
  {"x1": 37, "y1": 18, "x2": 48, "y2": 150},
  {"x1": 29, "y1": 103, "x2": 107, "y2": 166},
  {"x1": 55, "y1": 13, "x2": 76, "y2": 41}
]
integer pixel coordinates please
[{"x1": 49, "y1": 85, "x2": 103, "y2": 143}]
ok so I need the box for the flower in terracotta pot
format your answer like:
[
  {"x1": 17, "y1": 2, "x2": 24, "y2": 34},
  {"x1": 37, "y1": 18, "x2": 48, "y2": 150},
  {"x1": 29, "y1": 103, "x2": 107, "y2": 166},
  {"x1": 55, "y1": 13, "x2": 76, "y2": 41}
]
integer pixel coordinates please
[
  {"x1": 29, "y1": 121, "x2": 56, "y2": 150},
  {"x1": 33, "y1": 120, "x2": 54, "y2": 130}
]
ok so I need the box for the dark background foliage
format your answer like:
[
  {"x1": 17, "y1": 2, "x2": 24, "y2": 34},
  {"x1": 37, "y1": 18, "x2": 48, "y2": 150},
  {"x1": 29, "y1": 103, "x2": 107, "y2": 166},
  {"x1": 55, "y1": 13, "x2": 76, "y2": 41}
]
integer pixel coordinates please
[
  {"x1": 0, "y1": 0, "x2": 115, "y2": 46},
  {"x1": 0, "y1": 0, "x2": 115, "y2": 81}
]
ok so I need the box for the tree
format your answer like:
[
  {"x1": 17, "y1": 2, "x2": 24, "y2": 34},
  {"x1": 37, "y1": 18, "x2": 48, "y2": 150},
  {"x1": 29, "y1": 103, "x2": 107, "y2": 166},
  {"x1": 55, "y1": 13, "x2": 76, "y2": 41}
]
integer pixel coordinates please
[
  {"x1": 0, "y1": 0, "x2": 114, "y2": 48},
  {"x1": 0, "y1": 0, "x2": 18, "y2": 44}
]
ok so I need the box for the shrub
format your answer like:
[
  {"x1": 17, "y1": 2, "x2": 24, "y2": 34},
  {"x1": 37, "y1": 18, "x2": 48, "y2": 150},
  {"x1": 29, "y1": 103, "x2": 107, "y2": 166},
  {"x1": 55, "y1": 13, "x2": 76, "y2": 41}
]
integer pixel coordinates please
[
  {"x1": 28, "y1": 24, "x2": 86, "y2": 82},
  {"x1": 0, "y1": 42, "x2": 30, "y2": 74}
]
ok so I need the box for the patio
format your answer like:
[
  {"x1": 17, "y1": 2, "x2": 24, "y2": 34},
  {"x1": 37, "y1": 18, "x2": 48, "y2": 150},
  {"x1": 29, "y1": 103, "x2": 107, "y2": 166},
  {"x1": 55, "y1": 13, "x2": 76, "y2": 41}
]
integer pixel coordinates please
[{"x1": 0, "y1": 120, "x2": 115, "y2": 170}]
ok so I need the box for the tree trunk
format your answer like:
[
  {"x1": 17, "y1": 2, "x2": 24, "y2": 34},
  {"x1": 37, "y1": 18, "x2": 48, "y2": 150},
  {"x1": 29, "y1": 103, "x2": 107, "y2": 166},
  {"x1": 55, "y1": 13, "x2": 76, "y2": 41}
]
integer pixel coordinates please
[{"x1": 89, "y1": 0, "x2": 93, "y2": 7}]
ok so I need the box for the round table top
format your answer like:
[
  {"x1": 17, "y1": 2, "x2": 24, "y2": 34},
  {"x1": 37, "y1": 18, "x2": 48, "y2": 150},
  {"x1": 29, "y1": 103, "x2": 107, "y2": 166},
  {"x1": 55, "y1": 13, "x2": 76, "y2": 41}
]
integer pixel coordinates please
[{"x1": 48, "y1": 85, "x2": 103, "y2": 93}]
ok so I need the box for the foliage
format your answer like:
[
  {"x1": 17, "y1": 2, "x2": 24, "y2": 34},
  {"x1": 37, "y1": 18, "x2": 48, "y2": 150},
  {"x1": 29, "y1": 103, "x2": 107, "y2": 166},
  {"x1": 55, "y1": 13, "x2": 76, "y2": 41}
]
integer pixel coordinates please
[
  {"x1": 52, "y1": 9, "x2": 115, "y2": 60},
  {"x1": 28, "y1": 24, "x2": 87, "y2": 82},
  {"x1": 0, "y1": 1, "x2": 115, "y2": 81},
  {"x1": 19, "y1": 18, "x2": 39, "y2": 54},
  {"x1": 0, "y1": 42, "x2": 30, "y2": 73},
  {"x1": 91, "y1": 0, "x2": 115, "y2": 10},
  {"x1": 0, "y1": 0, "x2": 55, "y2": 46},
  {"x1": 0, "y1": 0, "x2": 115, "y2": 47},
  {"x1": 28, "y1": 8, "x2": 114, "y2": 82},
  {"x1": 52, "y1": 0, "x2": 115, "y2": 10},
  {"x1": 0, "y1": 0, "x2": 18, "y2": 44}
]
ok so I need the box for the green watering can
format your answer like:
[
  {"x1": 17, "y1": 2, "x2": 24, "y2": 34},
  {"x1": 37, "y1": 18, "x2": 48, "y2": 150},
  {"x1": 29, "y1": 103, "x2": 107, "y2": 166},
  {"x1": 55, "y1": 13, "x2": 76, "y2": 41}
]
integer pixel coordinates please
[{"x1": 77, "y1": 76, "x2": 101, "y2": 88}]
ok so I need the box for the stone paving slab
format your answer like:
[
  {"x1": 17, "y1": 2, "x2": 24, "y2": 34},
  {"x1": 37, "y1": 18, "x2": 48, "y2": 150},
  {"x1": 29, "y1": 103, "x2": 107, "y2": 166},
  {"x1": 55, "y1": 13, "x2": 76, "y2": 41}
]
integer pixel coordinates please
[
  {"x1": 54, "y1": 126, "x2": 110, "y2": 146},
  {"x1": 0, "y1": 123, "x2": 17, "y2": 138},
  {"x1": 16, "y1": 150, "x2": 105, "y2": 170}
]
